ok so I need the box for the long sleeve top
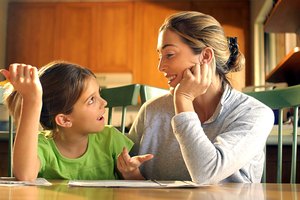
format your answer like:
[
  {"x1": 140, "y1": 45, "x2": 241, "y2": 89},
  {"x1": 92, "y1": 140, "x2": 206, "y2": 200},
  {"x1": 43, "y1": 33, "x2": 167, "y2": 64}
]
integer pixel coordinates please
[{"x1": 128, "y1": 85, "x2": 274, "y2": 184}]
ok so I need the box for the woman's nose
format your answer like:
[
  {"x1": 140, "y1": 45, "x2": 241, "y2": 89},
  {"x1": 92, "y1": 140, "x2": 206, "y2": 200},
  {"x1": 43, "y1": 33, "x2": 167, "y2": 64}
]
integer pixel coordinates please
[{"x1": 158, "y1": 58, "x2": 166, "y2": 72}]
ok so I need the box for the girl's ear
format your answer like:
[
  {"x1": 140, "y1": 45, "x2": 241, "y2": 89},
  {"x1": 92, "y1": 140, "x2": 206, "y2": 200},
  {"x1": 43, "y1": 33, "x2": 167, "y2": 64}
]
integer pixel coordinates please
[
  {"x1": 198, "y1": 47, "x2": 214, "y2": 64},
  {"x1": 55, "y1": 114, "x2": 72, "y2": 128}
]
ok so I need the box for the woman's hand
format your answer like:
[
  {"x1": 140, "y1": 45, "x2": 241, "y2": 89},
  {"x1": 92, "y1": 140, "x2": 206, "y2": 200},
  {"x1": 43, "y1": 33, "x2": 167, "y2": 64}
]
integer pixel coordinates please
[
  {"x1": 117, "y1": 147, "x2": 153, "y2": 180},
  {"x1": 1, "y1": 63, "x2": 42, "y2": 101},
  {"x1": 174, "y1": 63, "x2": 212, "y2": 102}
]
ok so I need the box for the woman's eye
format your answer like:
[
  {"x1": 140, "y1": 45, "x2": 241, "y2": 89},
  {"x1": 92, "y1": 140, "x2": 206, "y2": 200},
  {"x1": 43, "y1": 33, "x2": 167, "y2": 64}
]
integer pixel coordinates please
[{"x1": 166, "y1": 53, "x2": 174, "y2": 58}]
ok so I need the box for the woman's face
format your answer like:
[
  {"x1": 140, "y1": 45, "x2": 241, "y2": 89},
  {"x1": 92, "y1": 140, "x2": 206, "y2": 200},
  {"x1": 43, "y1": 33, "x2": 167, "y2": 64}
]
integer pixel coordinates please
[{"x1": 157, "y1": 29, "x2": 200, "y2": 88}]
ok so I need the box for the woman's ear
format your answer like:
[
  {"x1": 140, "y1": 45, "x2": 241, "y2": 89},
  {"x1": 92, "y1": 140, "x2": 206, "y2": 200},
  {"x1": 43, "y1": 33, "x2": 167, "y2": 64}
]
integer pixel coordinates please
[
  {"x1": 55, "y1": 114, "x2": 72, "y2": 128},
  {"x1": 198, "y1": 47, "x2": 214, "y2": 64}
]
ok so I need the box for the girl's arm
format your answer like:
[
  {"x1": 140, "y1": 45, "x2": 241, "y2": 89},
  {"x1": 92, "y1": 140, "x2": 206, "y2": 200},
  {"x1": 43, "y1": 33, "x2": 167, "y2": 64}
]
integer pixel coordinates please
[
  {"x1": 1, "y1": 64, "x2": 42, "y2": 181},
  {"x1": 117, "y1": 147, "x2": 153, "y2": 180}
]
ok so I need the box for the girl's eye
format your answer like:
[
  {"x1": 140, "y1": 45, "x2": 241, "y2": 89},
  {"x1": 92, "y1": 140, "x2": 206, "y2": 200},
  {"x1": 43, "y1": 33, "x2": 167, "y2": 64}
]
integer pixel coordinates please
[{"x1": 88, "y1": 97, "x2": 95, "y2": 105}]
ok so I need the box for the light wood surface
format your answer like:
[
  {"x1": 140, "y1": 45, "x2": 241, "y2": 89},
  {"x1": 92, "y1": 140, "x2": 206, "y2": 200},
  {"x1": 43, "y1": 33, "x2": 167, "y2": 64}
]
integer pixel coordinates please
[{"x1": 0, "y1": 181, "x2": 299, "y2": 200}]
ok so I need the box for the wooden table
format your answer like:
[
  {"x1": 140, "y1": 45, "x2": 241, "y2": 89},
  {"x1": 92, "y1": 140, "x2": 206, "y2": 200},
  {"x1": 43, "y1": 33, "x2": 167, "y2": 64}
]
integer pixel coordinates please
[{"x1": 0, "y1": 181, "x2": 299, "y2": 200}]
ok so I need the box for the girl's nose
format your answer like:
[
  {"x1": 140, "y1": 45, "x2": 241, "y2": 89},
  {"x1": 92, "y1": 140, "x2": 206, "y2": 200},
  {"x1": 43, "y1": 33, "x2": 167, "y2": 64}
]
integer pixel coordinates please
[{"x1": 99, "y1": 96, "x2": 107, "y2": 108}]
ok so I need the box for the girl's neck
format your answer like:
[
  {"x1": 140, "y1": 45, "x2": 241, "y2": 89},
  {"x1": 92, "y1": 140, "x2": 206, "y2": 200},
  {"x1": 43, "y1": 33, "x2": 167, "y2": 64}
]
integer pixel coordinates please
[
  {"x1": 193, "y1": 80, "x2": 223, "y2": 123},
  {"x1": 53, "y1": 129, "x2": 89, "y2": 159}
]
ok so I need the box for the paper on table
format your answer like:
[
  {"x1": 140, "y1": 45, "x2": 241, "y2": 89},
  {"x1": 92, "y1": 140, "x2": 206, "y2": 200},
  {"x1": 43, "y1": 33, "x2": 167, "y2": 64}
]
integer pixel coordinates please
[
  {"x1": 0, "y1": 177, "x2": 52, "y2": 187},
  {"x1": 68, "y1": 180, "x2": 204, "y2": 188}
]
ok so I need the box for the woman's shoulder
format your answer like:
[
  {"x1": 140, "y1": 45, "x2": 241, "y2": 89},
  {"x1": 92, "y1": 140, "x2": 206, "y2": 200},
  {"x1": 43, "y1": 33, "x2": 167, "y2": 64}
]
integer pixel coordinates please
[
  {"x1": 141, "y1": 93, "x2": 173, "y2": 111},
  {"x1": 226, "y1": 88, "x2": 274, "y2": 118}
]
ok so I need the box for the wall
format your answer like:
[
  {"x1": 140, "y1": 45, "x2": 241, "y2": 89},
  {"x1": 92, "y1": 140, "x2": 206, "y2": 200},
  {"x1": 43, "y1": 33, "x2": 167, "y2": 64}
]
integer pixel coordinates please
[{"x1": 0, "y1": 0, "x2": 8, "y2": 77}]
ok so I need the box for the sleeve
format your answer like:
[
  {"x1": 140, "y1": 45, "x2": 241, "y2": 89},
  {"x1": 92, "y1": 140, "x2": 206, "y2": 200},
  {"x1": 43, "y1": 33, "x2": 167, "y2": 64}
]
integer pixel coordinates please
[
  {"x1": 127, "y1": 103, "x2": 147, "y2": 156},
  {"x1": 171, "y1": 105, "x2": 274, "y2": 184},
  {"x1": 110, "y1": 127, "x2": 134, "y2": 158}
]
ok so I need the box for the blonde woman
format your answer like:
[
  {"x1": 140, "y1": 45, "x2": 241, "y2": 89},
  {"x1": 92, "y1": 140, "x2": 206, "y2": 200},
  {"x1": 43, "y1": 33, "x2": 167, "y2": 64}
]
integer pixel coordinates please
[{"x1": 118, "y1": 11, "x2": 274, "y2": 184}]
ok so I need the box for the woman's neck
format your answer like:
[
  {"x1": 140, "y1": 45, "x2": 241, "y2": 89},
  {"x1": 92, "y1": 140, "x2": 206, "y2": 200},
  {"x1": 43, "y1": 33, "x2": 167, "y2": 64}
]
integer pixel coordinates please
[{"x1": 193, "y1": 80, "x2": 224, "y2": 123}]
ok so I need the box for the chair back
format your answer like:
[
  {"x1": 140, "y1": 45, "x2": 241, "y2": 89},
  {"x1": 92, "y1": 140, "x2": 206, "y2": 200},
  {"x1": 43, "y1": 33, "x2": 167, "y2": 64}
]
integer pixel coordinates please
[
  {"x1": 246, "y1": 84, "x2": 300, "y2": 183},
  {"x1": 100, "y1": 84, "x2": 140, "y2": 133},
  {"x1": 140, "y1": 85, "x2": 169, "y2": 104}
]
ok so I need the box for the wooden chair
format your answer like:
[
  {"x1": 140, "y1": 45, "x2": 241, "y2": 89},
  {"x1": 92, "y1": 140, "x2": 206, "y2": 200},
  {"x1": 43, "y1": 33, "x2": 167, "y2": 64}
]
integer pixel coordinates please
[
  {"x1": 246, "y1": 84, "x2": 300, "y2": 183},
  {"x1": 100, "y1": 84, "x2": 140, "y2": 134},
  {"x1": 140, "y1": 85, "x2": 169, "y2": 104}
]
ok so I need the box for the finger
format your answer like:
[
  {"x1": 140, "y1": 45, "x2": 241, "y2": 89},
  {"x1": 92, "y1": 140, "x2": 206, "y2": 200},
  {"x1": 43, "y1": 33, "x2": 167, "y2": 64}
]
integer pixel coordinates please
[
  {"x1": 119, "y1": 147, "x2": 131, "y2": 167},
  {"x1": 117, "y1": 154, "x2": 125, "y2": 170},
  {"x1": 9, "y1": 63, "x2": 19, "y2": 82},
  {"x1": 193, "y1": 63, "x2": 201, "y2": 80},
  {"x1": 206, "y1": 63, "x2": 212, "y2": 84},
  {"x1": 138, "y1": 154, "x2": 154, "y2": 163},
  {"x1": 24, "y1": 65, "x2": 31, "y2": 81},
  {"x1": 122, "y1": 147, "x2": 131, "y2": 162},
  {"x1": 16, "y1": 64, "x2": 25, "y2": 80},
  {"x1": 0, "y1": 69, "x2": 10, "y2": 81},
  {"x1": 200, "y1": 63, "x2": 208, "y2": 84},
  {"x1": 31, "y1": 67, "x2": 39, "y2": 81}
]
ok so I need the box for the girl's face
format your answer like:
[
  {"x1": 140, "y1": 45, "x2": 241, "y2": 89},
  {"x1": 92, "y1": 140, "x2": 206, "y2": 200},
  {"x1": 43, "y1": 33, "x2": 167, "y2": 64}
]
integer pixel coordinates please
[
  {"x1": 157, "y1": 29, "x2": 200, "y2": 88},
  {"x1": 67, "y1": 76, "x2": 107, "y2": 134}
]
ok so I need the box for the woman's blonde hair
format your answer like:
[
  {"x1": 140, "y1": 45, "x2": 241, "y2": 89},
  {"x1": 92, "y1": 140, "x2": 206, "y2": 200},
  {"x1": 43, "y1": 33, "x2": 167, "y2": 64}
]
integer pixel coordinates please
[{"x1": 159, "y1": 11, "x2": 245, "y2": 87}]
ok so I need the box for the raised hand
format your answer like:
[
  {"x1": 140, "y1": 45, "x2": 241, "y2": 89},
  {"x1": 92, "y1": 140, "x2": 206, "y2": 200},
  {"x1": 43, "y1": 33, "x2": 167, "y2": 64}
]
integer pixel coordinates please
[
  {"x1": 174, "y1": 62, "x2": 212, "y2": 102},
  {"x1": 1, "y1": 63, "x2": 42, "y2": 101},
  {"x1": 117, "y1": 147, "x2": 153, "y2": 180}
]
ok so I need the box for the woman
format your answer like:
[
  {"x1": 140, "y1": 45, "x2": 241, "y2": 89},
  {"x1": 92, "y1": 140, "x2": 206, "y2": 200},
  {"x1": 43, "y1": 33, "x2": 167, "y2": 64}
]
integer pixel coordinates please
[{"x1": 118, "y1": 11, "x2": 274, "y2": 184}]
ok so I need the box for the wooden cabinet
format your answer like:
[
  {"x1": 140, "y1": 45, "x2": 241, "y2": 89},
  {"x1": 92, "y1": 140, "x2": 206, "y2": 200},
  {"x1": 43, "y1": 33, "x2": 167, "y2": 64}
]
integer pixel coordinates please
[
  {"x1": 6, "y1": 2, "x2": 134, "y2": 73},
  {"x1": 6, "y1": 1, "x2": 250, "y2": 89},
  {"x1": 6, "y1": 3, "x2": 56, "y2": 67},
  {"x1": 54, "y1": 4, "x2": 97, "y2": 69},
  {"x1": 95, "y1": 2, "x2": 134, "y2": 73},
  {"x1": 132, "y1": 1, "x2": 190, "y2": 88}
]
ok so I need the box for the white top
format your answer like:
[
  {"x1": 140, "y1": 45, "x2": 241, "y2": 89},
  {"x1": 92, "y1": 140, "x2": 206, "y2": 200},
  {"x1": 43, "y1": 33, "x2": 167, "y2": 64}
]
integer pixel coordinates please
[{"x1": 128, "y1": 85, "x2": 274, "y2": 184}]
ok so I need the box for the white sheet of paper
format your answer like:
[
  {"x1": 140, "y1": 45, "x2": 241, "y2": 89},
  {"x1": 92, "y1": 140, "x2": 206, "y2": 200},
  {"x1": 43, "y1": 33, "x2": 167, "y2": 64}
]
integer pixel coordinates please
[
  {"x1": 68, "y1": 180, "x2": 204, "y2": 188},
  {"x1": 0, "y1": 177, "x2": 52, "y2": 187}
]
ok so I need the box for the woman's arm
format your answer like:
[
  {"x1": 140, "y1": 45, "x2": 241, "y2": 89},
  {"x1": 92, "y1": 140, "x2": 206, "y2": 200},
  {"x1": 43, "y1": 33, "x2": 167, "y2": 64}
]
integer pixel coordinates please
[
  {"x1": 171, "y1": 104, "x2": 274, "y2": 184},
  {"x1": 1, "y1": 64, "x2": 42, "y2": 181}
]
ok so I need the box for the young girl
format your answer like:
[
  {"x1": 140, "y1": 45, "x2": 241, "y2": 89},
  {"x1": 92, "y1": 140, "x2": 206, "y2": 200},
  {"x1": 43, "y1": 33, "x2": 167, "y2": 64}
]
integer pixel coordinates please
[{"x1": 1, "y1": 61, "x2": 152, "y2": 181}]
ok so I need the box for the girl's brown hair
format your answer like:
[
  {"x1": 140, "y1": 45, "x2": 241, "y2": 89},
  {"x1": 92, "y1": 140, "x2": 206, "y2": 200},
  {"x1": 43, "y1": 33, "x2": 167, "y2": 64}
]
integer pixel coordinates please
[{"x1": 5, "y1": 61, "x2": 96, "y2": 130}]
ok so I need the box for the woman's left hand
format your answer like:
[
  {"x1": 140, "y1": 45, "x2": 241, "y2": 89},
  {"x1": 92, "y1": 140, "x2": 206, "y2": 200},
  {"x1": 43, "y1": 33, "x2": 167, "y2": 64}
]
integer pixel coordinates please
[{"x1": 174, "y1": 63, "x2": 212, "y2": 102}]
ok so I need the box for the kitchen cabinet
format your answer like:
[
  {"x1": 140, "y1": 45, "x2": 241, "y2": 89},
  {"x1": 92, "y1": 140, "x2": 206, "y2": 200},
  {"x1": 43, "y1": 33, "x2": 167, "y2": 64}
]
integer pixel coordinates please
[
  {"x1": 54, "y1": 3, "x2": 97, "y2": 69},
  {"x1": 132, "y1": 1, "x2": 190, "y2": 88},
  {"x1": 6, "y1": 3, "x2": 56, "y2": 67},
  {"x1": 6, "y1": 2, "x2": 134, "y2": 73},
  {"x1": 6, "y1": 1, "x2": 250, "y2": 89}
]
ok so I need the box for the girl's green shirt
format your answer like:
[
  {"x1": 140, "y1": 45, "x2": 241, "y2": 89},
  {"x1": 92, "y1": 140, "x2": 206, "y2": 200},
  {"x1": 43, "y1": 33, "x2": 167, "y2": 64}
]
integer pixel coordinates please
[{"x1": 37, "y1": 125, "x2": 133, "y2": 180}]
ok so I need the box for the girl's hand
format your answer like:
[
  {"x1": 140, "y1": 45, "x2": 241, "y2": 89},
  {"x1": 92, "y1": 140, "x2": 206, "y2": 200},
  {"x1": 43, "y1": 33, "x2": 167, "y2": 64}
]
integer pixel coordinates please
[
  {"x1": 117, "y1": 147, "x2": 153, "y2": 180},
  {"x1": 1, "y1": 63, "x2": 42, "y2": 101},
  {"x1": 174, "y1": 63, "x2": 212, "y2": 102}
]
